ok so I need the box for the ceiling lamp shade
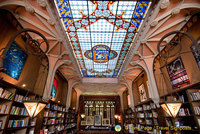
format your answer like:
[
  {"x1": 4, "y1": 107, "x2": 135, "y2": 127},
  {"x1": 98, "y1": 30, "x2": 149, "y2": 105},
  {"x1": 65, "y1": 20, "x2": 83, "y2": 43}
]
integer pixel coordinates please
[
  {"x1": 161, "y1": 102, "x2": 182, "y2": 118},
  {"x1": 24, "y1": 100, "x2": 47, "y2": 118}
]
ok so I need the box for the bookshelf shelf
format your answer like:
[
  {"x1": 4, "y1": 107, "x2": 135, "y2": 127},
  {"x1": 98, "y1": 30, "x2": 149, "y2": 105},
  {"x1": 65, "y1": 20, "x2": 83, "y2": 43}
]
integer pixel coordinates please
[
  {"x1": 6, "y1": 126, "x2": 27, "y2": 130},
  {"x1": 0, "y1": 80, "x2": 42, "y2": 134}
]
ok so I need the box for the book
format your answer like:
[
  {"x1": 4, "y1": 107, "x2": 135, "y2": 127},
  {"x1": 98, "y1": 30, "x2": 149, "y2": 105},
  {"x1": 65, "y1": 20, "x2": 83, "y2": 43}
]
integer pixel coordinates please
[{"x1": 0, "y1": 87, "x2": 4, "y2": 97}]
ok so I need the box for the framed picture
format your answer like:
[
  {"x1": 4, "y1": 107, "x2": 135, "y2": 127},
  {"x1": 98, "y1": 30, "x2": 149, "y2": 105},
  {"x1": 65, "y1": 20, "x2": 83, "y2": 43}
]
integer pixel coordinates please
[
  {"x1": 102, "y1": 118, "x2": 110, "y2": 126},
  {"x1": 81, "y1": 121, "x2": 86, "y2": 126},
  {"x1": 166, "y1": 57, "x2": 190, "y2": 89},
  {"x1": 3, "y1": 42, "x2": 28, "y2": 80},
  {"x1": 86, "y1": 116, "x2": 94, "y2": 126},
  {"x1": 94, "y1": 115, "x2": 101, "y2": 126},
  {"x1": 139, "y1": 84, "x2": 147, "y2": 102}
]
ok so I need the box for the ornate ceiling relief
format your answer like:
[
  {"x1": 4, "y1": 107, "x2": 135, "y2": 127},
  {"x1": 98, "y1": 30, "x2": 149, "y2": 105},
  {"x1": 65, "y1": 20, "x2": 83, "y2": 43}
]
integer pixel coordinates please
[{"x1": 55, "y1": 0, "x2": 151, "y2": 78}]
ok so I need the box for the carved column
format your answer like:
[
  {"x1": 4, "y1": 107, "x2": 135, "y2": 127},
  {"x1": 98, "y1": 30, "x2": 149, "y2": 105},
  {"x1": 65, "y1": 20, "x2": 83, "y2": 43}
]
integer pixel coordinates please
[
  {"x1": 43, "y1": 56, "x2": 58, "y2": 100},
  {"x1": 143, "y1": 57, "x2": 160, "y2": 107},
  {"x1": 124, "y1": 80, "x2": 135, "y2": 111}
]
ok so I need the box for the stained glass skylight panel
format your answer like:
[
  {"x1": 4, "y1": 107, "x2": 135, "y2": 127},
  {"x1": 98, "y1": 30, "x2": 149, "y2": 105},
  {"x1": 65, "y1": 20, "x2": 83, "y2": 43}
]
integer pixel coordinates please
[{"x1": 55, "y1": 0, "x2": 151, "y2": 78}]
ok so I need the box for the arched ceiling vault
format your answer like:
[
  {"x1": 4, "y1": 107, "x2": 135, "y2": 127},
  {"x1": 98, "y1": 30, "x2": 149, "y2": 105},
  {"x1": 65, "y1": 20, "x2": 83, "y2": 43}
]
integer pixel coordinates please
[{"x1": 0, "y1": 0, "x2": 200, "y2": 95}]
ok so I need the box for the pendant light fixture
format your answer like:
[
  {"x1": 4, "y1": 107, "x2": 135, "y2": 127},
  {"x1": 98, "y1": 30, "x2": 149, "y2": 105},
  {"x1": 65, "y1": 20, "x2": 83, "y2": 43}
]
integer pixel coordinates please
[
  {"x1": 161, "y1": 101, "x2": 182, "y2": 118},
  {"x1": 23, "y1": 99, "x2": 47, "y2": 118}
]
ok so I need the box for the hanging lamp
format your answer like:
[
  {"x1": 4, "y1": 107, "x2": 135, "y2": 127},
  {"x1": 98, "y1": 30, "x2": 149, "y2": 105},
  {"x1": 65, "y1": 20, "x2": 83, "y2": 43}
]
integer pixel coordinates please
[
  {"x1": 24, "y1": 99, "x2": 47, "y2": 118},
  {"x1": 161, "y1": 101, "x2": 182, "y2": 118}
]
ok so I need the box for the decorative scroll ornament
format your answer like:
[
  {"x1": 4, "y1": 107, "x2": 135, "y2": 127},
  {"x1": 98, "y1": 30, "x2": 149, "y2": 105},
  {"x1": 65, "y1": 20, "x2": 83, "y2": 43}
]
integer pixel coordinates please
[
  {"x1": 0, "y1": 28, "x2": 49, "y2": 77},
  {"x1": 157, "y1": 30, "x2": 199, "y2": 118},
  {"x1": 157, "y1": 30, "x2": 199, "y2": 68}
]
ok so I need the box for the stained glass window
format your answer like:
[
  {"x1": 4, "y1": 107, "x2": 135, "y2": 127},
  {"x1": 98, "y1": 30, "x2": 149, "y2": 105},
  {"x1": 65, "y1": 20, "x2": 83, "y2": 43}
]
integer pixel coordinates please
[
  {"x1": 55, "y1": 0, "x2": 151, "y2": 78},
  {"x1": 3, "y1": 43, "x2": 28, "y2": 80},
  {"x1": 51, "y1": 78, "x2": 58, "y2": 100}
]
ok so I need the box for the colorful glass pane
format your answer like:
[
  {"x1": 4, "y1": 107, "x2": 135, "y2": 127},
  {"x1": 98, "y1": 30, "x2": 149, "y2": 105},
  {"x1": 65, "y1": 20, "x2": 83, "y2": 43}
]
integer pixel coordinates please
[
  {"x1": 51, "y1": 78, "x2": 57, "y2": 100},
  {"x1": 55, "y1": 0, "x2": 151, "y2": 78},
  {"x1": 3, "y1": 43, "x2": 28, "y2": 80}
]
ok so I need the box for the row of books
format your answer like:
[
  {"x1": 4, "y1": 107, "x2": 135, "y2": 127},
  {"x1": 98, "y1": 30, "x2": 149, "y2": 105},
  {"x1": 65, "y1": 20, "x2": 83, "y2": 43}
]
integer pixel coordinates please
[
  {"x1": 146, "y1": 119, "x2": 153, "y2": 125},
  {"x1": 144, "y1": 112, "x2": 152, "y2": 118},
  {"x1": 57, "y1": 106, "x2": 63, "y2": 111},
  {"x1": 56, "y1": 125, "x2": 64, "y2": 131},
  {"x1": 57, "y1": 113, "x2": 63, "y2": 118},
  {"x1": 55, "y1": 119, "x2": 64, "y2": 124},
  {"x1": 10, "y1": 106, "x2": 28, "y2": 116},
  {"x1": 50, "y1": 104, "x2": 58, "y2": 110},
  {"x1": 49, "y1": 111, "x2": 56, "y2": 117},
  {"x1": 178, "y1": 108, "x2": 191, "y2": 116},
  {"x1": 7, "y1": 119, "x2": 28, "y2": 128},
  {"x1": 143, "y1": 105, "x2": 151, "y2": 110},
  {"x1": 14, "y1": 94, "x2": 30, "y2": 102},
  {"x1": 194, "y1": 106, "x2": 200, "y2": 115},
  {"x1": 47, "y1": 119, "x2": 55, "y2": 125},
  {"x1": 152, "y1": 111, "x2": 158, "y2": 118},
  {"x1": 189, "y1": 91, "x2": 200, "y2": 101},
  {"x1": 0, "y1": 88, "x2": 14, "y2": 100},
  {"x1": 0, "y1": 104, "x2": 8, "y2": 114},
  {"x1": 137, "y1": 113, "x2": 144, "y2": 118},
  {"x1": 136, "y1": 107, "x2": 143, "y2": 112}
]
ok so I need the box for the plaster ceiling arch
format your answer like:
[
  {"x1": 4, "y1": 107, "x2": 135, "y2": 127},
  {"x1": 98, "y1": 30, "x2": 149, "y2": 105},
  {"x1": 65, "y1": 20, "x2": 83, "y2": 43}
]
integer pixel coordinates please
[{"x1": 74, "y1": 83, "x2": 126, "y2": 96}]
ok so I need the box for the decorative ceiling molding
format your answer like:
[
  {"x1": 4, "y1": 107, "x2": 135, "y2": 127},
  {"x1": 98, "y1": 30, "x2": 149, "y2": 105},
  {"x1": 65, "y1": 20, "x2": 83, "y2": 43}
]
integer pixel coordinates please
[
  {"x1": 45, "y1": 0, "x2": 82, "y2": 79},
  {"x1": 37, "y1": 0, "x2": 47, "y2": 8},
  {"x1": 119, "y1": 0, "x2": 200, "y2": 81}
]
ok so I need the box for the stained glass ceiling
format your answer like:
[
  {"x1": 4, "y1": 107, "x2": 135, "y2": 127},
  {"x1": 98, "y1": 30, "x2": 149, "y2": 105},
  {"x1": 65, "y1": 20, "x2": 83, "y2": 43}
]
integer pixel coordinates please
[{"x1": 55, "y1": 0, "x2": 151, "y2": 78}]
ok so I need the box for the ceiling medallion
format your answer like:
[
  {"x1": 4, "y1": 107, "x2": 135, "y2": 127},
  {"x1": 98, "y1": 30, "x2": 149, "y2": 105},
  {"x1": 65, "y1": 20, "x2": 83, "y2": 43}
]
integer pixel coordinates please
[{"x1": 84, "y1": 45, "x2": 118, "y2": 63}]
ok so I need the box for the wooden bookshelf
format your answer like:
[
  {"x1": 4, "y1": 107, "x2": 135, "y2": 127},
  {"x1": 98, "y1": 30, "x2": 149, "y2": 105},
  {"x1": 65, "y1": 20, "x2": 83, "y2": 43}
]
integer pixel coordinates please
[
  {"x1": 159, "y1": 85, "x2": 200, "y2": 134},
  {"x1": 0, "y1": 80, "x2": 42, "y2": 134},
  {"x1": 40, "y1": 100, "x2": 66, "y2": 134},
  {"x1": 132, "y1": 101, "x2": 161, "y2": 133},
  {"x1": 64, "y1": 108, "x2": 77, "y2": 134}
]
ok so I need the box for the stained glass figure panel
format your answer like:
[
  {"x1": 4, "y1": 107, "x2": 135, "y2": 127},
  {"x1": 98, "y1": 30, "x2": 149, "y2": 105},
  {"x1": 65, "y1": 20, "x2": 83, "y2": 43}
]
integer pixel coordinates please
[
  {"x1": 55, "y1": 0, "x2": 151, "y2": 78},
  {"x1": 3, "y1": 43, "x2": 28, "y2": 80}
]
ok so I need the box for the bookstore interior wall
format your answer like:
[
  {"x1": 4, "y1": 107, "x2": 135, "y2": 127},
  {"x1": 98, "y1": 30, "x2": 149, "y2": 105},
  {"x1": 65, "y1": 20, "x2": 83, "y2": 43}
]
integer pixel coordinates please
[
  {"x1": 70, "y1": 88, "x2": 77, "y2": 109},
  {"x1": 52, "y1": 72, "x2": 68, "y2": 105},
  {"x1": 153, "y1": 15, "x2": 200, "y2": 96},
  {"x1": 0, "y1": 10, "x2": 48, "y2": 95},
  {"x1": 122, "y1": 89, "x2": 129, "y2": 110},
  {"x1": 132, "y1": 72, "x2": 151, "y2": 105}
]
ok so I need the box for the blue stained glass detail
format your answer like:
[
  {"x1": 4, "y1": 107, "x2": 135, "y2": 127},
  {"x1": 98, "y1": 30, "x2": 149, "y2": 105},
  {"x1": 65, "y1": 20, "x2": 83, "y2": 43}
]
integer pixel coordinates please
[
  {"x1": 95, "y1": 10, "x2": 102, "y2": 17},
  {"x1": 132, "y1": 0, "x2": 150, "y2": 29},
  {"x1": 3, "y1": 43, "x2": 28, "y2": 80},
  {"x1": 116, "y1": 20, "x2": 122, "y2": 26},
  {"x1": 55, "y1": 0, "x2": 151, "y2": 78},
  {"x1": 103, "y1": 10, "x2": 110, "y2": 17},
  {"x1": 82, "y1": 19, "x2": 89, "y2": 25}
]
